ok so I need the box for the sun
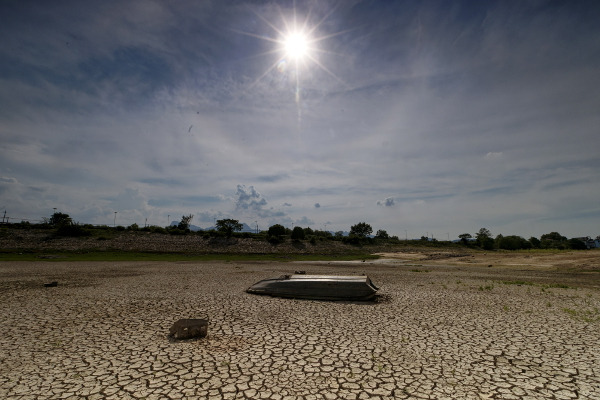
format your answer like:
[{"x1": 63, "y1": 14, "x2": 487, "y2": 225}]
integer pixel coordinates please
[
  {"x1": 235, "y1": 4, "x2": 345, "y2": 80},
  {"x1": 235, "y1": 2, "x2": 348, "y2": 118},
  {"x1": 283, "y1": 31, "x2": 310, "y2": 60}
]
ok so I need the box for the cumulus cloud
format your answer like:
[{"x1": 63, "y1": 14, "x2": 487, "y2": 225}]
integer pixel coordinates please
[
  {"x1": 377, "y1": 197, "x2": 395, "y2": 207},
  {"x1": 235, "y1": 184, "x2": 287, "y2": 219},
  {"x1": 235, "y1": 185, "x2": 267, "y2": 211}
]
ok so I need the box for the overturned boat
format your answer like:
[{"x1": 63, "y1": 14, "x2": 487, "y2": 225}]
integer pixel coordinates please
[{"x1": 246, "y1": 274, "x2": 379, "y2": 301}]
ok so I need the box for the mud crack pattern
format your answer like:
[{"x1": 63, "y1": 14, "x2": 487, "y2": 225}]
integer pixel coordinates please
[{"x1": 0, "y1": 261, "x2": 599, "y2": 399}]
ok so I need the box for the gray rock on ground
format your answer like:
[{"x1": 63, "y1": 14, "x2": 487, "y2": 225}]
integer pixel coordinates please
[{"x1": 169, "y1": 318, "x2": 208, "y2": 340}]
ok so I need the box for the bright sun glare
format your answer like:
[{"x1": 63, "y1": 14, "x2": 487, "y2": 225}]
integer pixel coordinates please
[
  {"x1": 283, "y1": 32, "x2": 309, "y2": 60},
  {"x1": 237, "y1": 3, "x2": 347, "y2": 123}
]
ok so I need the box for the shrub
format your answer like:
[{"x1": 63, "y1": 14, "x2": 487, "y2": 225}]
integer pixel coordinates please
[
  {"x1": 56, "y1": 223, "x2": 91, "y2": 237},
  {"x1": 267, "y1": 224, "x2": 287, "y2": 244},
  {"x1": 568, "y1": 238, "x2": 587, "y2": 250},
  {"x1": 291, "y1": 226, "x2": 305, "y2": 240},
  {"x1": 497, "y1": 235, "x2": 531, "y2": 250},
  {"x1": 342, "y1": 235, "x2": 361, "y2": 246},
  {"x1": 142, "y1": 225, "x2": 167, "y2": 234}
]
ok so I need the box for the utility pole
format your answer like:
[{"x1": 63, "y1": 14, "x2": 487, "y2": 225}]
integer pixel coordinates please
[
  {"x1": 1, "y1": 210, "x2": 6, "y2": 224},
  {"x1": 114, "y1": 211, "x2": 117, "y2": 227}
]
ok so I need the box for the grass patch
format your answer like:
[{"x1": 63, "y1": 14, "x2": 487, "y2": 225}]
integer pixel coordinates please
[
  {"x1": 0, "y1": 249, "x2": 380, "y2": 262},
  {"x1": 562, "y1": 307, "x2": 600, "y2": 323},
  {"x1": 502, "y1": 280, "x2": 535, "y2": 286},
  {"x1": 544, "y1": 283, "x2": 570, "y2": 289},
  {"x1": 498, "y1": 280, "x2": 573, "y2": 290}
]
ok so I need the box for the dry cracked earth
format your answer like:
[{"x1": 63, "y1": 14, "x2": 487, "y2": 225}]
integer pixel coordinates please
[{"x1": 1, "y1": 257, "x2": 599, "y2": 399}]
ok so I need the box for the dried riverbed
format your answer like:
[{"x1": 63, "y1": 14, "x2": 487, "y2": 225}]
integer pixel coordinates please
[{"x1": 1, "y1": 259, "x2": 599, "y2": 399}]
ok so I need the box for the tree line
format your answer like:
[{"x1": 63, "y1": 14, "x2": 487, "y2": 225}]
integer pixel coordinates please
[
  {"x1": 458, "y1": 228, "x2": 590, "y2": 250},
  {"x1": 6, "y1": 212, "x2": 595, "y2": 250}
]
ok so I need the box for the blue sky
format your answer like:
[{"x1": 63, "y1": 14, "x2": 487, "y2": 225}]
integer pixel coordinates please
[{"x1": 1, "y1": 0, "x2": 599, "y2": 239}]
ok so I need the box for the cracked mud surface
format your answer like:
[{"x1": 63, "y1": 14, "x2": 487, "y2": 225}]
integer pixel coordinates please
[{"x1": 1, "y1": 259, "x2": 599, "y2": 399}]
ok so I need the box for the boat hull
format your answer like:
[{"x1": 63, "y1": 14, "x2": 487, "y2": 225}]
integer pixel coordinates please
[{"x1": 246, "y1": 274, "x2": 379, "y2": 301}]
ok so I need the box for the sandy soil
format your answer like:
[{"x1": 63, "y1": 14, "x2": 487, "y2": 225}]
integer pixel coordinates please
[{"x1": 377, "y1": 249, "x2": 600, "y2": 270}]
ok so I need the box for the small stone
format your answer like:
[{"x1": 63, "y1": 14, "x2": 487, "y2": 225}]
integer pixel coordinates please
[{"x1": 169, "y1": 319, "x2": 208, "y2": 340}]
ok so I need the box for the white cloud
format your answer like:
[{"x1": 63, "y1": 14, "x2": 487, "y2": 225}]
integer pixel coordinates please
[
  {"x1": 235, "y1": 185, "x2": 267, "y2": 212},
  {"x1": 377, "y1": 197, "x2": 395, "y2": 207}
]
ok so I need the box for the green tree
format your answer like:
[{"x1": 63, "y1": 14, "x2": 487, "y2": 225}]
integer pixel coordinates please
[
  {"x1": 375, "y1": 229, "x2": 389, "y2": 239},
  {"x1": 541, "y1": 232, "x2": 567, "y2": 241},
  {"x1": 268, "y1": 224, "x2": 286, "y2": 237},
  {"x1": 350, "y1": 222, "x2": 373, "y2": 238},
  {"x1": 568, "y1": 238, "x2": 587, "y2": 250},
  {"x1": 494, "y1": 234, "x2": 504, "y2": 248},
  {"x1": 540, "y1": 232, "x2": 568, "y2": 249},
  {"x1": 291, "y1": 226, "x2": 305, "y2": 240},
  {"x1": 476, "y1": 228, "x2": 494, "y2": 250},
  {"x1": 268, "y1": 224, "x2": 287, "y2": 244},
  {"x1": 178, "y1": 214, "x2": 194, "y2": 231},
  {"x1": 497, "y1": 235, "x2": 531, "y2": 250},
  {"x1": 458, "y1": 233, "x2": 472, "y2": 244},
  {"x1": 529, "y1": 237, "x2": 541, "y2": 248},
  {"x1": 216, "y1": 219, "x2": 243, "y2": 237},
  {"x1": 313, "y1": 229, "x2": 332, "y2": 238},
  {"x1": 49, "y1": 212, "x2": 72, "y2": 226}
]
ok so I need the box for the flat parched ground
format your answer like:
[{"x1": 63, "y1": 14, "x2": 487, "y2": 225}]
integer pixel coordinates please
[{"x1": 1, "y1": 254, "x2": 599, "y2": 399}]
